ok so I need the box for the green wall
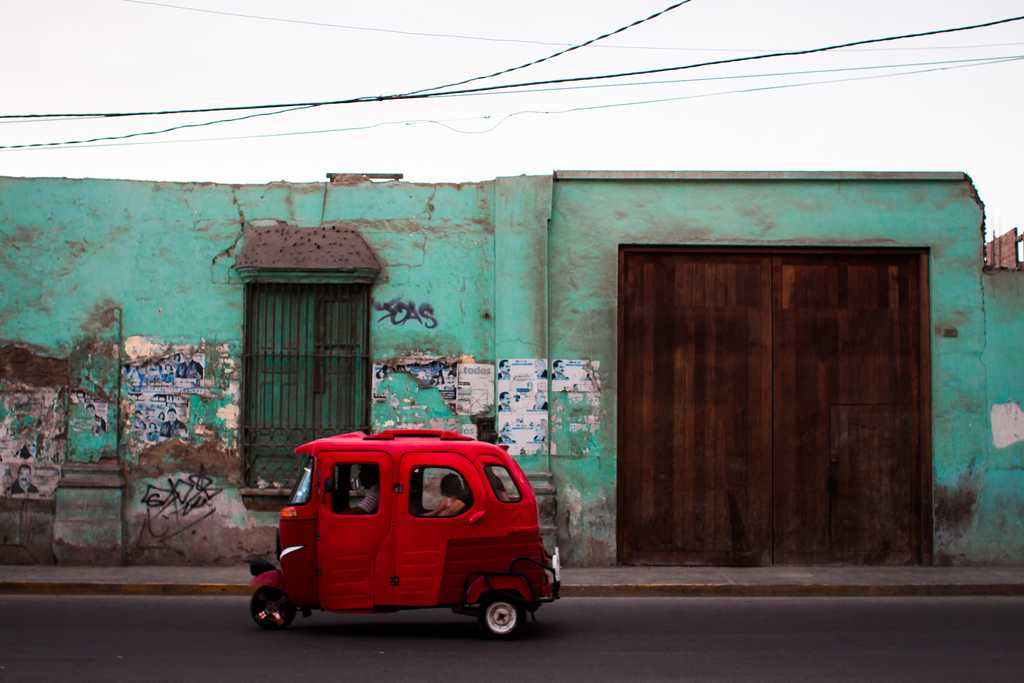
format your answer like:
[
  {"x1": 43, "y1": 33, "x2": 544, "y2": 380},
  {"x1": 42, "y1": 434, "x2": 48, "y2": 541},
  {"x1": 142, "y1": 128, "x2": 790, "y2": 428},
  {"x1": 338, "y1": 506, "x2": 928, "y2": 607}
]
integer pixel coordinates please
[{"x1": 1, "y1": 172, "x2": 1019, "y2": 567}]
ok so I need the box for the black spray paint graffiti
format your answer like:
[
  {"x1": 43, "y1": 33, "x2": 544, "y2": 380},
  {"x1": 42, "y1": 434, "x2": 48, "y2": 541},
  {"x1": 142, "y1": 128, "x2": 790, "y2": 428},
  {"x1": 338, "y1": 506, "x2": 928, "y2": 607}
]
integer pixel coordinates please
[
  {"x1": 373, "y1": 298, "x2": 438, "y2": 328},
  {"x1": 139, "y1": 474, "x2": 223, "y2": 542}
]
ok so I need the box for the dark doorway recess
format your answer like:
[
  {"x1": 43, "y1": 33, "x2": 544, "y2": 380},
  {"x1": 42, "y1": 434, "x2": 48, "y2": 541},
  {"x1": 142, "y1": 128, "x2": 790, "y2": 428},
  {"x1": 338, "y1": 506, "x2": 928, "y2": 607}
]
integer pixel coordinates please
[{"x1": 617, "y1": 248, "x2": 931, "y2": 566}]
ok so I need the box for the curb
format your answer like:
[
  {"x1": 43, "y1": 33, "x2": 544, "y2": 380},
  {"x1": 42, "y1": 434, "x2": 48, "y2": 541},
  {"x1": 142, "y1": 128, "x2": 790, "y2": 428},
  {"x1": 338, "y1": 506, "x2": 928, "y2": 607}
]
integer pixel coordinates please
[
  {"x1": 0, "y1": 582, "x2": 250, "y2": 596},
  {"x1": 3, "y1": 582, "x2": 1024, "y2": 597}
]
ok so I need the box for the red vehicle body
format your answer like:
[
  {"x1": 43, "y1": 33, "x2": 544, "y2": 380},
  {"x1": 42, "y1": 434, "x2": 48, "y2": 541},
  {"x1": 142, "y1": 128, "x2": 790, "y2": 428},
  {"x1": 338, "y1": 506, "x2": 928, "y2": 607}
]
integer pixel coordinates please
[{"x1": 248, "y1": 429, "x2": 560, "y2": 637}]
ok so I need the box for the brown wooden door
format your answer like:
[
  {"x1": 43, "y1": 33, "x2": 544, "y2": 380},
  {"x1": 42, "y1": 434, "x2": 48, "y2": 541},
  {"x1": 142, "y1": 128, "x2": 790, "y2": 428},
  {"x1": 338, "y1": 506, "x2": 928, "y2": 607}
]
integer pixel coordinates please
[
  {"x1": 618, "y1": 252, "x2": 772, "y2": 565},
  {"x1": 772, "y1": 254, "x2": 922, "y2": 564},
  {"x1": 618, "y1": 249, "x2": 926, "y2": 566}
]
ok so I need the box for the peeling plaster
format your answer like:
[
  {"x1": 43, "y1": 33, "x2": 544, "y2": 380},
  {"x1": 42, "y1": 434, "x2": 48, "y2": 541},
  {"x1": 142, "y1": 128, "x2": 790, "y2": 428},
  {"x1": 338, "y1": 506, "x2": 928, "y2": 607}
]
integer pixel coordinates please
[{"x1": 991, "y1": 402, "x2": 1024, "y2": 449}]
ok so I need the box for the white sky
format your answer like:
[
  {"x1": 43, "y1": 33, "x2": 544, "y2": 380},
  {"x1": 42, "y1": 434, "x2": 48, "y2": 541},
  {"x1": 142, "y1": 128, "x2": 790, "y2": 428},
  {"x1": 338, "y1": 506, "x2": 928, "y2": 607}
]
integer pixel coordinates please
[{"x1": 2, "y1": 0, "x2": 1022, "y2": 235}]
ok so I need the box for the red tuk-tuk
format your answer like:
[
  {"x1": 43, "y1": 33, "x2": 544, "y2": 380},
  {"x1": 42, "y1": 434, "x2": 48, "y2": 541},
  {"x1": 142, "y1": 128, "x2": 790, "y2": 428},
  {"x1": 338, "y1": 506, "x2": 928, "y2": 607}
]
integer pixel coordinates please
[{"x1": 248, "y1": 429, "x2": 560, "y2": 637}]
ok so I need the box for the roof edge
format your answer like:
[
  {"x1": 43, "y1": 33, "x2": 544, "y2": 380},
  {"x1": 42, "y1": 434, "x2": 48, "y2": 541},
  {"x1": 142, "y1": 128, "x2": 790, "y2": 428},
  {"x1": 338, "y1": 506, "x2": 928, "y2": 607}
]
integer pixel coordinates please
[{"x1": 553, "y1": 170, "x2": 968, "y2": 182}]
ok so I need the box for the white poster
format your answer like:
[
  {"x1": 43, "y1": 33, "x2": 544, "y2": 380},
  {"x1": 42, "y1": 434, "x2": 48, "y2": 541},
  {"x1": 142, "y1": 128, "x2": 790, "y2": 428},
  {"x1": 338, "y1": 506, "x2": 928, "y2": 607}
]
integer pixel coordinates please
[
  {"x1": 497, "y1": 358, "x2": 547, "y2": 455},
  {"x1": 456, "y1": 363, "x2": 495, "y2": 416},
  {"x1": 551, "y1": 359, "x2": 600, "y2": 393}
]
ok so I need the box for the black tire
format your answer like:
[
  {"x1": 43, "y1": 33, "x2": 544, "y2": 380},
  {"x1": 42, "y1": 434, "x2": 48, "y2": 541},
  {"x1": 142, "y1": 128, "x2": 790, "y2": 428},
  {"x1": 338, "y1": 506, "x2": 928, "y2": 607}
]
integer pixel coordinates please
[
  {"x1": 250, "y1": 587, "x2": 297, "y2": 630},
  {"x1": 477, "y1": 595, "x2": 526, "y2": 639}
]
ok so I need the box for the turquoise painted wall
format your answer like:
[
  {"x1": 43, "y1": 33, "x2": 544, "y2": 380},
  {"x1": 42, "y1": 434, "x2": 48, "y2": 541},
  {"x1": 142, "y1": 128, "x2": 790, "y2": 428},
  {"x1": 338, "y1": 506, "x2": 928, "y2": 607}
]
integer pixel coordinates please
[
  {"x1": 0, "y1": 176, "x2": 501, "y2": 564},
  {"x1": 1, "y1": 172, "x2": 1017, "y2": 567},
  {"x1": 547, "y1": 177, "x2": 992, "y2": 565}
]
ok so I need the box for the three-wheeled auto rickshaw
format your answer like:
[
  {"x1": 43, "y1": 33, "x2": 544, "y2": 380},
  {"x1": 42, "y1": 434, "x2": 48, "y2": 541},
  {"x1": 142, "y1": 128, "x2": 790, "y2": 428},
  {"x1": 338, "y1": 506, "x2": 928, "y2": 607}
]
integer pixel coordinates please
[{"x1": 249, "y1": 429, "x2": 560, "y2": 637}]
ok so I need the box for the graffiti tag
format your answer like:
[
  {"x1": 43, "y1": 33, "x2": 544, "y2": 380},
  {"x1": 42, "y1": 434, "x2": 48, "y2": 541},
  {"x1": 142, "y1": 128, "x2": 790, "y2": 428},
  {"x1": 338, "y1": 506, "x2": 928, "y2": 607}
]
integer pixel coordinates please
[
  {"x1": 373, "y1": 299, "x2": 438, "y2": 329},
  {"x1": 139, "y1": 474, "x2": 223, "y2": 542}
]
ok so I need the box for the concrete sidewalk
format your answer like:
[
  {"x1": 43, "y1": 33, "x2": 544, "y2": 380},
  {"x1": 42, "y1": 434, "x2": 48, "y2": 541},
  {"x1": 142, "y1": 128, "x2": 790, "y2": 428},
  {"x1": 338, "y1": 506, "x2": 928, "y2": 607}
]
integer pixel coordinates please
[{"x1": 1, "y1": 564, "x2": 1022, "y2": 597}]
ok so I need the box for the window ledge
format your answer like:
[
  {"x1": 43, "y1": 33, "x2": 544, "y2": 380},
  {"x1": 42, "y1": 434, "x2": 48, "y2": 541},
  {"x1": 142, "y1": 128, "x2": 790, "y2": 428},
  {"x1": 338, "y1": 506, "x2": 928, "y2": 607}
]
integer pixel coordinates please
[{"x1": 239, "y1": 487, "x2": 292, "y2": 497}]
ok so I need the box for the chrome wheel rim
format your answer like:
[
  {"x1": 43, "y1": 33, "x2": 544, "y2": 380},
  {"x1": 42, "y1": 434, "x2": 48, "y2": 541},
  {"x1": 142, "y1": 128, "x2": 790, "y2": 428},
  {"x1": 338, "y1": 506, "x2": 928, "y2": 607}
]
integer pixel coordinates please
[{"x1": 485, "y1": 601, "x2": 517, "y2": 635}]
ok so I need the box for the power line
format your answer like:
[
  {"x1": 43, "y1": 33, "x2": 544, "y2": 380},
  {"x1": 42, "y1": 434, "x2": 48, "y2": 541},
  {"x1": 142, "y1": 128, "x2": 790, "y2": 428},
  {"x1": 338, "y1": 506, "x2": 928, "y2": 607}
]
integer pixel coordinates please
[
  {"x1": 119, "y1": 1, "x2": 1024, "y2": 54},
  {"x1": 5, "y1": 12, "x2": 1023, "y2": 123},
  {"x1": 3, "y1": 0, "x2": 695, "y2": 123},
  {"x1": 404, "y1": 1, "x2": 695, "y2": 95},
  {"x1": 3, "y1": 13, "x2": 1023, "y2": 149},
  {"x1": 434, "y1": 53, "x2": 1024, "y2": 98},
  {"x1": 6, "y1": 54, "x2": 1018, "y2": 152}
]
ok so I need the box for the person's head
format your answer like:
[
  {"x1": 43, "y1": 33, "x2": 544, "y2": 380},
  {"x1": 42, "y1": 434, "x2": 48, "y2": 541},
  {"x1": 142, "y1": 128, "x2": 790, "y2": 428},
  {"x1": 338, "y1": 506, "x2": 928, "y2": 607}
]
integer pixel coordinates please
[
  {"x1": 149, "y1": 422, "x2": 158, "y2": 431},
  {"x1": 358, "y1": 466, "x2": 379, "y2": 489},
  {"x1": 86, "y1": 403, "x2": 96, "y2": 416},
  {"x1": 17, "y1": 464, "x2": 31, "y2": 488},
  {"x1": 173, "y1": 353, "x2": 183, "y2": 363},
  {"x1": 553, "y1": 359, "x2": 564, "y2": 372},
  {"x1": 499, "y1": 391, "x2": 511, "y2": 407},
  {"x1": 440, "y1": 473, "x2": 463, "y2": 498},
  {"x1": 158, "y1": 412, "x2": 165, "y2": 421},
  {"x1": 499, "y1": 360, "x2": 509, "y2": 370},
  {"x1": 164, "y1": 363, "x2": 172, "y2": 372},
  {"x1": 167, "y1": 408, "x2": 177, "y2": 419}
]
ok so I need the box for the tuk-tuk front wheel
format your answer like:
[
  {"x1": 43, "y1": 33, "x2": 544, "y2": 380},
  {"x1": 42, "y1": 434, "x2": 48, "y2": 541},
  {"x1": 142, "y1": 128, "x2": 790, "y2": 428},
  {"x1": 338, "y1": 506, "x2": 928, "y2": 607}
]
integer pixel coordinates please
[
  {"x1": 250, "y1": 587, "x2": 297, "y2": 630},
  {"x1": 478, "y1": 596, "x2": 525, "y2": 638}
]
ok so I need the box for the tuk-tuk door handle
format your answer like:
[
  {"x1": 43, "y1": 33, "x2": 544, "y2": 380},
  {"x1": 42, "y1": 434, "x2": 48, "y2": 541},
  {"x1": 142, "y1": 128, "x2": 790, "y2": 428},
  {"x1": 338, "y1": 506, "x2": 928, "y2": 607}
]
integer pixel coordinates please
[{"x1": 467, "y1": 510, "x2": 486, "y2": 525}]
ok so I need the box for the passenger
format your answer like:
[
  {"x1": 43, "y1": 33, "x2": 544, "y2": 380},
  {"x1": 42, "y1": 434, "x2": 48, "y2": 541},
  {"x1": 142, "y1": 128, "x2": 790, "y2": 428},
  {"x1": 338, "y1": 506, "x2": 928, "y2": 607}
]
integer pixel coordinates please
[
  {"x1": 426, "y1": 474, "x2": 469, "y2": 517},
  {"x1": 348, "y1": 466, "x2": 379, "y2": 514}
]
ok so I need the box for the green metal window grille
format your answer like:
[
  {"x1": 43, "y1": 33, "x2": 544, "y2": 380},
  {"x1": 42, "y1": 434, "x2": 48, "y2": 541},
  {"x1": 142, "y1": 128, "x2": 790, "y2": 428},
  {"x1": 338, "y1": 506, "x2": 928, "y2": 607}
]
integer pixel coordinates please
[{"x1": 242, "y1": 283, "x2": 369, "y2": 487}]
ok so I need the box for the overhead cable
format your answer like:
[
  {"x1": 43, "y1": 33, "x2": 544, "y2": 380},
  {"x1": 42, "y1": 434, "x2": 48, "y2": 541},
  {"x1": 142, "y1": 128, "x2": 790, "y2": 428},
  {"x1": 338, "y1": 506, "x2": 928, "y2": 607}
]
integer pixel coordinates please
[
  {"x1": 2, "y1": 13, "x2": 1023, "y2": 150},
  {"x1": 4, "y1": 12, "x2": 1022, "y2": 123},
  {"x1": 6, "y1": 54, "x2": 1019, "y2": 152}
]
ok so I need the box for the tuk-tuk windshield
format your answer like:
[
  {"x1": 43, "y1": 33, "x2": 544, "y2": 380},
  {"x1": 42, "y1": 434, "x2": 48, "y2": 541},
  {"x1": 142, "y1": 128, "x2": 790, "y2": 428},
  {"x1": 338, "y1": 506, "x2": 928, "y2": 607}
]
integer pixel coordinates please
[{"x1": 288, "y1": 455, "x2": 313, "y2": 505}]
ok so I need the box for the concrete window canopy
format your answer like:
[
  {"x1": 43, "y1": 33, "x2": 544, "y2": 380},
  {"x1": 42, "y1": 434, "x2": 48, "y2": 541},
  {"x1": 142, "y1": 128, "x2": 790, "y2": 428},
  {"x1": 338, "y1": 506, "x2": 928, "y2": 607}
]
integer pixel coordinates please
[{"x1": 233, "y1": 221, "x2": 381, "y2": 284}]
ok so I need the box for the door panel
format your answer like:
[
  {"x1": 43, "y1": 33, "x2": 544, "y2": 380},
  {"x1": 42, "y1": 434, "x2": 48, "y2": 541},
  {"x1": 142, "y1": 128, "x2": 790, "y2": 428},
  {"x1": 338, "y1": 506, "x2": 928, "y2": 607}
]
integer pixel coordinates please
[
  {"x1": 618, "y1": 249, "x2": 926, "y2": 566},
  {"x1": 772, "y1": 254, "x2": 921, "y2": 564},
  {"x1": 316, "y1": 451, "x2": 391, "y2": 610},
  {"x1": 391, "y1": 452, "x2": 484, "y2": 605},
  {"x1": 619, "y1": 252, "x2": 772, "y2": 565}
]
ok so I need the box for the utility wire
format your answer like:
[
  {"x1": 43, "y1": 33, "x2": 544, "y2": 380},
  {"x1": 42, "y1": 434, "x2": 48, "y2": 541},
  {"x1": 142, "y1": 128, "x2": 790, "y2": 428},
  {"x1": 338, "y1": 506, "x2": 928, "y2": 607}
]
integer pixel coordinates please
[
  {"x1": 3, "y1": 0, "x2": 695, "y2": 123},
  {"x1": 5, "y1": 12, "x2": 1023, "y2": 123},
  {"x1": 403, "y1": 0, "x2": 695, "y2": 95},
  {"x1": 433, "y1": 53, "x2": 1024, "y2": 98},
  {"x1": 119, "y1": 1, "x2": 1024, "y2": 54},
  {"x1": 3, "y1": 13, "x2": 1023, "y2": 150},
  {"x1": 6, "y1": 54, "x2": 1018, "y2": 152}
]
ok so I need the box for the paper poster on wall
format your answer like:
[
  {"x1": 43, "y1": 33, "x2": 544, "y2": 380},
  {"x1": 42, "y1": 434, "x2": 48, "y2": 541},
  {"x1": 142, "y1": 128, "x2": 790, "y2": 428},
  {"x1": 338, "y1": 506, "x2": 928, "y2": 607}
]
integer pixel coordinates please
[
  {"x1": 372, "y1": 359, "x2": 458, "y2": 407},
  {"x1": 497, "y1": 358, "x2": 547, "y2": 455},
  {"x1": 497, "y1": 416, "x2": 547, "y2": 456},
  {"x1": 2, "y1": 461, "x2": 60, "y2": 499},
  {"x1": 124, "y1": 352, "x2": 210, "y2": 395},
  {"x1": 69, "y1": 391, "x2": 109, "y2": 435},
  {"x1": 456, "y1": 363, "x2": 495, "y2": 415},
  {"x1": 550, "y1": 359, "x2": 600, "y2": 393},
  {"x1": 128, "y1": 394, "x2": 190, "y2": 444}
]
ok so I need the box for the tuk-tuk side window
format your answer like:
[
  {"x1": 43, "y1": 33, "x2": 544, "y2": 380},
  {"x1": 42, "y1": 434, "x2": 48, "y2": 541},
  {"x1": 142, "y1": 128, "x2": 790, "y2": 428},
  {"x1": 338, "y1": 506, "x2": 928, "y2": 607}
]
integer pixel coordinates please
[
  {"x1": 410, "y1": 467, "x2": 473, "y2": 518},
  {"x1": 484, "y1": 465, "x2": 522, "y2": 503},
  {"x1": 331, "y1": 463, "x2": 380, "y2": 515},
  {"x1": 288, "y1": 456, "x2": 314, "y2": 506}
]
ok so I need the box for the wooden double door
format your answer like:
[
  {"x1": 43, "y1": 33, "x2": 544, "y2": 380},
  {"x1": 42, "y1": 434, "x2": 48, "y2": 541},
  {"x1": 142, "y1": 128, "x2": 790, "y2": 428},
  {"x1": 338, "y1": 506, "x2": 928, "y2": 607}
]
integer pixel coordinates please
[{"x1": 618, "y1": 249, "x2": 929, "y2": 565}]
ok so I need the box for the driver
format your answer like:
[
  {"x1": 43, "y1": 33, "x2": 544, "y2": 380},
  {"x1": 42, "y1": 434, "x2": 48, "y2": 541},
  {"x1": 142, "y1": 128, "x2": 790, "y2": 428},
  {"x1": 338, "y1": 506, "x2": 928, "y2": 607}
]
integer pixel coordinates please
[{"x1": 347, "y1": 466, "x2": 379, "y2": 514}]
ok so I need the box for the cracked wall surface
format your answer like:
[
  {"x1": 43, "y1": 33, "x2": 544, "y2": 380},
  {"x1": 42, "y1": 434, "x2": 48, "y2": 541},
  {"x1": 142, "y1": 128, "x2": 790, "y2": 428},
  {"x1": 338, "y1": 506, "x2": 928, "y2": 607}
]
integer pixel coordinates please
[
  {"x1": 1, "y1": 173, "x2": 1016, "y2": 566},
  {"x1": 0, "y1": 175, "x2": 505, "y2": 565}
]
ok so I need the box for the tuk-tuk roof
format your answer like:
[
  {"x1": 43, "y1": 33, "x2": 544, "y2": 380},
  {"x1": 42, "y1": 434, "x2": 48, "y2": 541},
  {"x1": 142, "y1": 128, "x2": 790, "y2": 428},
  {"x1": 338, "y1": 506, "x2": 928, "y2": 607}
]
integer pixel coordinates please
[{"x1": 295, "y1": 429, "x2": 497, "y2": 457}]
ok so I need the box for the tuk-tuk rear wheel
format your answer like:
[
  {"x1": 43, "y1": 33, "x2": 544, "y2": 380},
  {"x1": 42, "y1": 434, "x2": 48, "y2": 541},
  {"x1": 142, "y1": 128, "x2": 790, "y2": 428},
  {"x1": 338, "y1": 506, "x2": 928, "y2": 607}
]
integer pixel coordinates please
[
  {"x1": 478, "y1": 596, "x2": 525, "y2": 638},
  {"x1": 250, "y1": 587, "x2": 297, "y2": 630}
]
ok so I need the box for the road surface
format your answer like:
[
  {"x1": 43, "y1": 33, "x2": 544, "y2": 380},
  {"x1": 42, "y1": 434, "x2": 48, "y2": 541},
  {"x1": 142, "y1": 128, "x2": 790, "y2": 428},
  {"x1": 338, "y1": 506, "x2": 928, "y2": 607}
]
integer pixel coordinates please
[{"x1": 2, "y1": 595, "x2": 1022, "y2": 681}]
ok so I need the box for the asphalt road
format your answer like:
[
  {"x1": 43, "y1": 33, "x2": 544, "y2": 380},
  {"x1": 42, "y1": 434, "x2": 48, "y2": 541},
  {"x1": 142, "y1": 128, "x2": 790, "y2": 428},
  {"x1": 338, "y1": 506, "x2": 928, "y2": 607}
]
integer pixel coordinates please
[{"x1": 2, "y1": 595, "x2": 1022, "y2": 682}]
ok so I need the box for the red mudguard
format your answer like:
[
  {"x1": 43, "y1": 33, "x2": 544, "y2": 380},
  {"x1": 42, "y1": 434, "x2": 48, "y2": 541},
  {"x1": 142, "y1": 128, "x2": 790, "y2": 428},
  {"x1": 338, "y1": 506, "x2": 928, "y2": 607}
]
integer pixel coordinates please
[{"x1": 249, "y1": 569, "x2": 285, "y2": 591}]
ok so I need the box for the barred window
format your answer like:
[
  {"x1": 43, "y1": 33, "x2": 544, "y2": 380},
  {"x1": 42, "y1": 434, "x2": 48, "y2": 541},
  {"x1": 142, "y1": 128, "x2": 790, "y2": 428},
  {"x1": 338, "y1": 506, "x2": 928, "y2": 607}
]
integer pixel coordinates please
[{"x1": 242, "y1": 283, "x2": 369, "y2": 487}]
